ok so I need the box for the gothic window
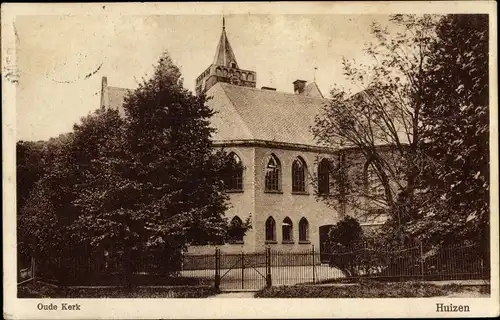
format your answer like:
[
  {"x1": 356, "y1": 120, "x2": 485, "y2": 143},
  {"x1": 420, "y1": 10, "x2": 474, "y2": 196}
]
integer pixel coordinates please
[
  {"x1": 292, "y1": 157, "x2": 307, "y2": 192},
  {"x1": 240, "y1": 72, "x2": 246, "y2": 80},
  {"x1": 265, "y1": 154, "x2": 281, "y2": 192},
  {"x1": 247, "y1": 73, "x2": 254, "y2": 81},
  {"x1": 265, "y1": 217, "x2": 276, "y2": 242},
  {"x1": 225, "y1": 152, "x2": 243, "y2": 191},
  {"x1": 299, "y1": 217, "x2": 309, "y2": 242},
  {"x1": 363, "y1": 160, "x2": 384, "y2": 198},
  {"x1": 282, "y1": 217, "x2": 293, "y2": 242},
  {"x1": 228, "y1": 216, "x2": 244, "y2": 243},
  {"x1": 318, "y1": 158, "x2": 331, "y2": 195},
  {"x1": 230, "y1": 62, "x2": 236, "y2": 68}
]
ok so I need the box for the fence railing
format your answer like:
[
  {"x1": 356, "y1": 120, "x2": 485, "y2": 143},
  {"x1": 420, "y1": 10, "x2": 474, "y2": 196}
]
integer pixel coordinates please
[
  {"x1": 182, "y1": 242, "x2": 488, "y2": 289},
  {"x1": 25, "y1": 241, "x2": 488, "y2": 288}
]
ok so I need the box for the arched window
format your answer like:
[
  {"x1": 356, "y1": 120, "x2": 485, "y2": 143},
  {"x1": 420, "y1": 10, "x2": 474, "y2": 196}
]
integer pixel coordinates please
[
  {"x1": 363, "y1": 160, "x2": 383, "y2": 198},
  {"x1": 265, "y1": 154, "x2": 281, "y2": 192},
  {"x1": 225, "y1": 152, "x2": 243, "y2": 191},
  {"x1": 228, "y1": 216, "x2": 244, "y2": 243},
  {"x1": 265, "y1": 217, "x2": 276, "y2": 242},
  {"x1": 282, "y1": 217, "x2": 293, "y2": 242},
  {"x1": 292, "y1": 157, "x2": 307, "y2": 192},
  {"x1": 247, "y1": 73, "x2": 254, "y2": 81},
  {"x1": 318, "y1": 158, "x2": 331, "y2": 195},
  {"x1": 299, "y1": 217, "x2": 309, "y2": 242}
]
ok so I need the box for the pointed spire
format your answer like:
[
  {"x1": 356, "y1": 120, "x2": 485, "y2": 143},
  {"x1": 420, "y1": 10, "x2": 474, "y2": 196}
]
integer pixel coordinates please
[{"x1": 213, "y1": 16, "x2": 239, "y2": 68}]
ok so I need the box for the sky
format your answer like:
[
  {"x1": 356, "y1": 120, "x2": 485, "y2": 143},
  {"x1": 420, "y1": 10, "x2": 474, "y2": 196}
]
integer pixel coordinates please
[{"x1": 16, "y1": 14, "x2": 393, "y2": 141}]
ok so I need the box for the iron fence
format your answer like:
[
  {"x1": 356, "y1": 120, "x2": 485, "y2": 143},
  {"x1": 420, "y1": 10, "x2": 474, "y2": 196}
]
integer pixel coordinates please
[{"x1": 24, "y1": 241, "x2": 488, "y2": 290}]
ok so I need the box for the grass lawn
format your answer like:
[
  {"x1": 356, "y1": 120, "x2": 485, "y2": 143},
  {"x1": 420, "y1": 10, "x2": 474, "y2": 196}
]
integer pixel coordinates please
[
  {"x1": 254, "y1": 281, "x2": 491, "y2": 298},
  {"x1": 18, "y1": 282, "x2": 219, "y2": 298}
]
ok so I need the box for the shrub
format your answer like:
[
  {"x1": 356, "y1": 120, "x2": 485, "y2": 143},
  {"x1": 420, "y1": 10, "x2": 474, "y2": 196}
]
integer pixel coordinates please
[
  {"x1": 18, "y1": 282, "x2": 219, "y2": 298},
  {"x1": 255, "y1": 281, "x2": 473, "y2": 298}
]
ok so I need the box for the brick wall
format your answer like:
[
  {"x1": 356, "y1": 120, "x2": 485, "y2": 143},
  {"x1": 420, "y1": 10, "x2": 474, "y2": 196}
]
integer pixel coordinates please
[
  {"x1": 187, "y1": 144, "x2": 397, "y2": 255},
  {"x1": 253, "y1": 146, "x2": 340, "y2": 252}
]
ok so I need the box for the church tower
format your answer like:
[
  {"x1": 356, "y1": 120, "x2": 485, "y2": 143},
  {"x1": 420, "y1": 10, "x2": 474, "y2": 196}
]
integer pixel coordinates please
[{"x1": 195, "y1": 17, "x2": 257, "y2": 95}]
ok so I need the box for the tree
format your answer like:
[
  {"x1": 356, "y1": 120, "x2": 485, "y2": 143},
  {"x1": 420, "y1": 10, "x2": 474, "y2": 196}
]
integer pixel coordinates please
[
  {"x1": 313, "y1": 15, "x2": 439, "y2": 234},
  {"x1": 16, "y1": 140, "x2": 47, "y2": 212},
  {"x1": 409, "y1": 15, "x2": 489, "y2": 250},
  {"x1": 71, "y1": 52, "x2": 237, "y2": 286},
  {"x1": 17, "y1": 132, "x2": 79, "y2": 282}
]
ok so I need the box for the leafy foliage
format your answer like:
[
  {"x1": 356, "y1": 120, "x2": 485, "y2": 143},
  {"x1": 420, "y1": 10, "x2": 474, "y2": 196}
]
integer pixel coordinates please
[
  {"x1": 18, "y1": 52, "x2": 243, "y2": 285},
  {"x1": 255, "y1": 281, "x2": 487, "y2": 298},
  {"x1": 410, "y1": 15, "x2": 489, "y2": 247},
  {"x1": 19, "y1": 282, "x2": 219, "y2": 298},
  {"x1": 16, "y1": 140, "x2": 47, "y2": 211},
  {"x1": 326, "y1": 216, "x2": 377, "y2": 278},
  {"x1": 327, "y1": 216, "x2": 363, "y2": 247},
  {"x1": 314, "y1": 15, "x2": 490, "y2": 268},
  {"x1": 227, "y1": 215, "x2": 252, "y2": 243},
  {"x1": 313, "y1": 15, "x2": 439, "y2": 228}
]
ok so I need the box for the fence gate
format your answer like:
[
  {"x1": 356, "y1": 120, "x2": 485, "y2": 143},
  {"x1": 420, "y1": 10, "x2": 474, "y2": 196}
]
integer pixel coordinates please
[{"x1": 216, "y1": 249, "x2": 271, "y2": 291}]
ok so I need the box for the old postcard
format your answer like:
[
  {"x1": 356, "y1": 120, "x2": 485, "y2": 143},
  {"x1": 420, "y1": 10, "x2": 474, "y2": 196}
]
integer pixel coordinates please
[{"x1": 2, "y1": 1, "x2": 499, "y2": 319}]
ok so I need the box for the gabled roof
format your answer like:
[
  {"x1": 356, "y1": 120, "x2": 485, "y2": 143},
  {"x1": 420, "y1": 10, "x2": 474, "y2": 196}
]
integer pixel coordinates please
[
  {"x1": 99, "y1": 77, "x2": 330, "y2": 148},
  {"x1": 206, "y1": 82, "x2": 329, "y2": 146},
  {"x1": 212, "y1": 20, "x2": 239, "y2": 68}
]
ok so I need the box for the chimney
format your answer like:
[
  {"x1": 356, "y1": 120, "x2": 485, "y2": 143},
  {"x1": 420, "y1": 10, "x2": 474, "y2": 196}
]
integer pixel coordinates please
[
  {"x1": 293, "y1": 79, "x2": 307, "y2": 95},
  {"x1": 261, "y1": 86, "x2": 276, "y2": 91}
]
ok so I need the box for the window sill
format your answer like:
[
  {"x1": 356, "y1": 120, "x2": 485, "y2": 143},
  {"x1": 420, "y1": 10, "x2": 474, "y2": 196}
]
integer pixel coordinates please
[
  {"x1": 298, "y1": 240, "x2": 311, "y2": 244},
  {"x1": 264, "y1": 190, "x2": 283, "y2": 194},
  {"x1": 292, "y1": 191, "x2": 310, "y2": 195},
  {"x1": 228, "y1": 240, "x2": 245, "y2": 245},
  {"x1": 265, "y1": 240, "x2": 278, "y2": 244},
  {"x1": 281, "y1": 240, "x2": 295, "y2": 244},
  {"x1": 226, "y1": 189, "x2": 244, "y2": 193}
]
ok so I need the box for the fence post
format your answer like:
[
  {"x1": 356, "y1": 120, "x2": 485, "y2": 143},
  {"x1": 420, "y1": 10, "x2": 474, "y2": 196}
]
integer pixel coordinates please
[
  {"x1": 312, "y1": 245, "x2": 316, "y2": 284},
  {"x1": 181, "y1": 250, "x2": 184, "y2": 272},
  {"x1": 214, "y1": 248, "x2": 220, "y2": 290},
  {"x1": 419, "y1": 240, "x2": 424, "y2": 281},
  {"x1": 266, "y1": 246, "x2": 272, "y2": 288},
  {"x1": 31, "y1": 256, "x2": 36, "y2": 285},
  {"x1": 241, "y1": 251, "x2": 245, "y2": 290}
]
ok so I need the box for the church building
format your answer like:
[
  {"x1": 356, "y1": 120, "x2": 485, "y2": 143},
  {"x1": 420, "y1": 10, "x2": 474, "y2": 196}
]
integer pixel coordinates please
[{"x1": 100, "y1": 19, "x2": 384, "y2": 256}]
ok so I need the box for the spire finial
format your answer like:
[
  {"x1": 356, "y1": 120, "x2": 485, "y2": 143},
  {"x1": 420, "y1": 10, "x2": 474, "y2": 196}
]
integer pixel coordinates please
[
  {"x1": 314, "y1": 67, "x2": 318, "y2": 82},
  {"x1": 223, "y1": 16, "x2": 225, "y2": 30}
]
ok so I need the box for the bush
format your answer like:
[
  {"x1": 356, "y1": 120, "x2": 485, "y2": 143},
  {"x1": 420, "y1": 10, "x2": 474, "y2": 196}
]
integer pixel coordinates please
[
  {"x1": 326, "y1": 216, "x2": 379, "y2": 278},
  {"x1": 328, "y1": 216, "x2": 363, "y2": 247},
  {"x1": 255, "y1": 281, "x2": 470, "y2": 298},
  {"x1": 18, "y1": 282, "x2": 219, "y2": 298}
]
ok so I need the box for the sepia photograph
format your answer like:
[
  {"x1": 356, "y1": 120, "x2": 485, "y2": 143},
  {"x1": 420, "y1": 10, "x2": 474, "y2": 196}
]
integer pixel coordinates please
[{"x1": 2, "y1": 2, "x2": 498, "y2": 319}]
